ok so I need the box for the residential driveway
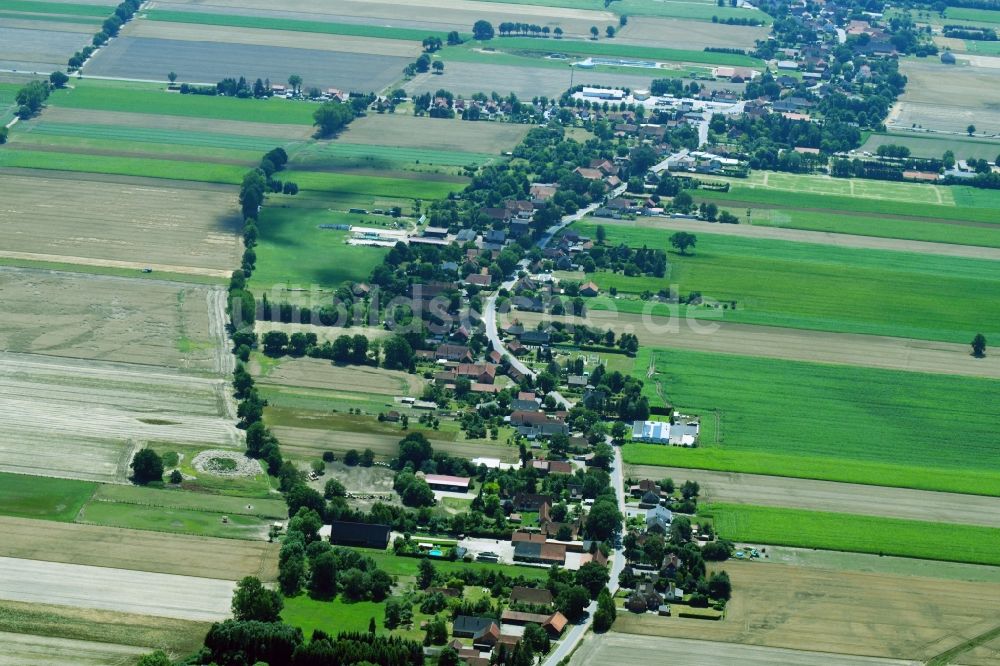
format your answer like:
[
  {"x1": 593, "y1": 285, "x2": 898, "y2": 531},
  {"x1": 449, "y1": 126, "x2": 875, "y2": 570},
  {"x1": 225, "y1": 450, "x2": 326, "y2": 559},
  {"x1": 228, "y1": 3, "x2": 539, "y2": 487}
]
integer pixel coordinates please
[{"x1": 459, "y1": 537, "x2": 515, "y2": 564}]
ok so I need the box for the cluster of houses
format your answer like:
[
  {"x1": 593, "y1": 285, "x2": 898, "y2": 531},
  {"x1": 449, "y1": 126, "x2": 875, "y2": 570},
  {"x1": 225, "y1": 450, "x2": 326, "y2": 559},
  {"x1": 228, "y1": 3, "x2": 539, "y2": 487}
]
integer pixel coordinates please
[
  {"x1": 445, "y1": 600, "x2": 568, "y2": 666},
  {"x1": 507, "y1": 492, "x2": 609, "y2": 570}
]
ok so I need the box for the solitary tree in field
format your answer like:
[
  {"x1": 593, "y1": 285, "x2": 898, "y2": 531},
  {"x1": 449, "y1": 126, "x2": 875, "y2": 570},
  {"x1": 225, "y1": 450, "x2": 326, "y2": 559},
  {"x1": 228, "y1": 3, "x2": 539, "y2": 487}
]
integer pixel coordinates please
[
  {"x1": 967, "y1": 124, "x2": 976, "y2": 136},
  {"x1": 432, "y1": 60, "x2": 445, "y2": 74},
  {"x1": 288, "y1": 74, "x2": 302, "y2": 94},
  {"x1": 972, "y1": 333, "x2": 987, "y2": 358},
  {"x1": 590, "y1": 26, "x2": 599, "y2": 39},
  {"x1": 554, "y1": 27, "x2": 563, "y2": 38},
  {"x1": 472, "y1": 20, "x2": 494, "y2": 40},
  {"x1": 167, "y1": 71, "x2": 177, "y2": 83},
  {"x1": 670, "y1": 231, "x2": 697, "y2": 255},
  {"x1": 606, "y1": 25, "x2": 616, "y2": 38},
  {"x1": 130, "y1": 448, "x2": 163, "y2": 484}
]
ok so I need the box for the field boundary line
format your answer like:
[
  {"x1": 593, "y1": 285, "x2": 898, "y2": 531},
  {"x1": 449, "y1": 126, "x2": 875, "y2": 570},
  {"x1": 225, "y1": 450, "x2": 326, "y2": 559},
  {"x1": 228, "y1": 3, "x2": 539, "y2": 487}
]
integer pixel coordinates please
[{"x1": 925, "y1": 622, "x2": 1000, "y2": 665}]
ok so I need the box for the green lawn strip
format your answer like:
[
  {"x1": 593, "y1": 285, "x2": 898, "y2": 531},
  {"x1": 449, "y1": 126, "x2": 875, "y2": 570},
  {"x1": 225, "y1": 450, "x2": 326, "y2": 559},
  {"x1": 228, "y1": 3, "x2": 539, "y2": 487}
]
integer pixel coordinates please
[
  {"x1": 439, "y1": 46, "x2": 712, "y2": 78},
  {"x1": 76, "y1": 500, "x2": 269, "y2": 539},
  {"x1": 464, "y1": 36, "x2": 762, "y2": 67},
  {"x1": 250, "y1": 205, "x2": 388, "y2": 290},
  {"x1": 10, "y1": 131, "x2": 269, "y2": 165},
  {"x1": 0, "y1": 256, "x2": 226, "y2": 285},
  {"x1": 356, "y1": 549, "x2": 548, "y2": 581},
  {"x1": 701, "y1": 503, "x2": 1000, "y2": 566},
  {"x1": 0, "y1": 472, "x2": 96, "y2": 522},
  {"x1": 721, "y1": 205, "x2": 1000, "y2": 248},
  {"x1": 49, "y1": 80, "x2": 317, "y2": 125},
  {"x1": 292, "y1": 141, "x2": 495, "y2": 168},
  {"x1": 90, "y1": 484, "x2": 287, "y2": 518},
  {"x1": 144, "y1": 9, "x2": 458, "y2": 43},
  {"x1": 574, "y1": 223, "x2": 1000, "y2": 343},
  {"x1": 0, "y1": 0, "x2": 109, "y2": 17},
  {"x1": 697, "y1": 185, "x2": 1000, "y2": 224},
  {"x1": 0, "y1": 148, "x2": 248, "y2": 184},
  {"x1": 946, "y1": 6, "x2": 1000, "y2": 23},
  {"x1": 622, "y1": 347, "x2": 1000, "y2": 495}
]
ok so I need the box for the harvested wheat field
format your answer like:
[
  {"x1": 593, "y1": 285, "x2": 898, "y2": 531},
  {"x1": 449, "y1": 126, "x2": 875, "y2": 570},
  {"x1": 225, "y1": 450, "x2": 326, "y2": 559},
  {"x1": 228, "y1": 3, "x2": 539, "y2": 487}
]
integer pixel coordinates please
[
  {"x1": 0, "y1": 516, "x2": 278, "y2": 581},
  {"x1": 570, "y1": 633, "x2": 917, "y2": 666},
  {"x1": 0, "y1": 268, "x2": 229, "y2": 372},
  {"x1": 0, "y1": 556, "x2": 235, "y2": 621},
  {"x1": 613, "y1": 560, "x2": 1000, "y2": 661},
  {"x1": 0, "y1": 630, "x2": 150, "y2": 666},
  {"x1": 340, "y1": 113, "x2": 530, "y2": 154},
  {"x1": 508, "y1": 310, "x2": 1000, "y2": 380},
  {"x1": 0, "y1": 353, "x2": 240, "y2": 482},
  {"x1": 0, "y1": 172, "x2": 241, "y2": 275},
  {"x1": 125, "y1": 19, "x2": 422, "y2": 57},
  {"x1": 257, "y1": 357, "x2": 425, "y2": 395}
]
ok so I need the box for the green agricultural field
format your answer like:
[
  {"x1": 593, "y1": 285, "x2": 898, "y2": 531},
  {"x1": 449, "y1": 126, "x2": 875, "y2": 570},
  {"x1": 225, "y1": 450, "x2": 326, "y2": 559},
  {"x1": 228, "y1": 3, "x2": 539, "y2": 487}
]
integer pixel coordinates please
[
  {"x1": 16, "y1": 121, "x2": 294, "y2": 155},
  {"x1": 292, "y1": 142, "x2": 493, "y2": 169},
  {"x1": 946, "y1": 6, "x2": 1000, "y2": 23},
  {"x1": 89, "y1": 484, "x2": 288, "y2": 519},
  {"x1": 0, "y1": 148, "x2": 247, "y2": 184},
  {"x1": 720, "y1": 206, "x2": 1000, "y2": 248},
  {"x1": 0, "y1": 473, "x2": 95, "y2": 522},
  {"x1": 963, "y1": 39, "x2": 1000, "y2": 54},
  {"x1": 730, "y1": 170, "x2": 956, "y2": 205},
  {"x1": 48, "y1": 80, "x2": 316, "y2": 125},
  {"x1": 144, "y1": 9, "x2": 457, "y2": 42},
  {"x1": 623, "y1": 347, "x2": 1000, "y2": 496},
  {"x1": 701, "y1": 503, "x2": 1000, "y2": 566},
  {"x1": 77, "y1": 500, "x2": 269, "y2": 539},
  {"x1": 698, "y1": 182, "x2": 1000, "y2": 225},
  {"x1": 290, "y1": 170, "x2": 464, "y2": 200},
  {"x1": 0, "y1": 0, "x2": 109, "y2": 17},
  {"x1": 456, "y1": 36, "x2": 762, "y2": 67},
  {"x1": 250, "y1": 205, "x2": 388, "y2": 290},
  {"x1": 861, "y1": 132, "x2": 1000, "y2": 161},
  {"x1": 575, "y1": 223, "x2": 1000, "y2": 343}
]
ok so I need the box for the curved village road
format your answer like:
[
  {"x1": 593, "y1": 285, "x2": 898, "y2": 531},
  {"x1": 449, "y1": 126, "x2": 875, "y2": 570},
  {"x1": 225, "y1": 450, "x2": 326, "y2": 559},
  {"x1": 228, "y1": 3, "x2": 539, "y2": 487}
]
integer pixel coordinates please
[{"x1": 625, "y1": 465, "x2": 1000, "y2": 528}]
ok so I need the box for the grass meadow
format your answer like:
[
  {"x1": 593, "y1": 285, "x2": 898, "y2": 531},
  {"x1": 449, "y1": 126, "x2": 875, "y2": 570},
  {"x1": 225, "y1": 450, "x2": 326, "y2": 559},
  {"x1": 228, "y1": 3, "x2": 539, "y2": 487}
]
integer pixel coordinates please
[
  {"x1": 574, "y1": 222, "x2": 1000, "y2": 343},
  {"x1": 861, "y1": 131, "x2": 1000, "y2": 161},
  {"x1": 623, "y1": 347, "x2": 1000, "y2": 496},
  {"x1": 458, "y1": 36, "x2": 762, "y2": 67},
  {"x1": 0, "y1": 473, "x2": 95, "y2": 522},
  {"x1": 946, "y1": 6, "x2": 1000, "y2": 23},
  {"x1": 698, "y1": 180, "x2": 1000, "y2": 225},
  {"x1": 49, "y1": 80, "x2": 316, "y2": 125},
  {"x1": 701, "y1": 503, "x2": 1000, "y2": 566},
  {"x1": 76, "y1": 500, "x2": 268, "y2": 539},
  {"x1": 251, "y1": 205, "x2": 388, "y2": 290}
]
